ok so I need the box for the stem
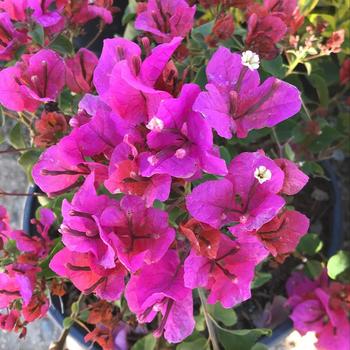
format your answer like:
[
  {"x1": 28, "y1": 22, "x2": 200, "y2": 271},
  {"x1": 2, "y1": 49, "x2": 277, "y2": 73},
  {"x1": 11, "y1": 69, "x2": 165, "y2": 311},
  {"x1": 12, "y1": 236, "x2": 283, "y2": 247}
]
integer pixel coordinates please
[
  {"x1": 198, "y1": 289, "x2": 220, "y2": 350},
  {"x1": 285, "y1": 57, "x2": 300, "y2": 77},
  {"x1": 49, "y1": 328, "x2": 70, "y2": 350},
  {"x1": 86, "y1": 21, "x2": 105, "y2": 49},
  {"x1": 301, "y1": 98, "x2": 312, "y2": 121},
  {"x1": 74, "y1": 319, "x2": 91, "y2": 333},
  {"x1": 231, "y1": 35, "x2": 244, "y2": 49},
  {"x1": 0, "y1": 147, "x2": 34, "y2": 154},
  {"x1": 271, "y1": 128, "x2": 283, "y2": 158}
]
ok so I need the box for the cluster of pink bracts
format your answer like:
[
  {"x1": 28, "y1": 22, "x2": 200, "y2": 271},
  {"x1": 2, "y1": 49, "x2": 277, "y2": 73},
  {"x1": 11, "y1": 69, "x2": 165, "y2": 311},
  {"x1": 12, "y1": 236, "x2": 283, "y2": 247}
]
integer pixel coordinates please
[{"x1": 0, "y1": 0, "x2": 347, "y2": 348}]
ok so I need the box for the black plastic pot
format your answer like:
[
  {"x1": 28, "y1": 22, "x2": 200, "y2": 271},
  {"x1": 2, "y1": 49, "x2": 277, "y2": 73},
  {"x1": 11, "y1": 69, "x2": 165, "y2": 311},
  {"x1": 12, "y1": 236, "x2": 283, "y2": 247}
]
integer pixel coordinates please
[{"x1": 23, "y1": 160, "x2": 344, "y2": 349}]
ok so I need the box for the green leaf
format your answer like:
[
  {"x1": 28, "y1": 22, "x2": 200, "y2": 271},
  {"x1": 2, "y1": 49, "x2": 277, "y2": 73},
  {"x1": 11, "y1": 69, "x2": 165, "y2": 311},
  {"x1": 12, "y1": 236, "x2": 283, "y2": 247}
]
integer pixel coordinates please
[
  {"x1": 309, "y1": 74, "x2": 329, "y2": 107},
  {"x1": 252, "y1": 344, "x2": 269, "y2": 350},
  {"x1": 217, "y1": 327, "x2": 271, "y2": 350},
  {"x1": 9, "y1": 122, "x2": 26, "y2": 149},
  {"x1": 193, "y1": 66, "x2": 207, "y2": 89},
  {"x1": 0, "y1": 105, "x2": 4, "y2": 127},
  {"x1": 252, "y1": 271, "x2": 272, "y2": 289},
  {"x1": 49, "y1": 35, "x2": 74, "y2": 55},
  {"x1": 124, "y1": 22, "x2": 139, "y2": 40},
  {"x1": 176, "y1": 337, "x2": 209, "y2": 350},
  {"x1": 299, "y1": 0, "x2": 319, "y2": 15},
  {"x1": 284, "y1": 143, "x2": 295, "y2": 161},
  {"x1": 40, "y1": 239, "x2": 64, "y2": 278},
  {"x1": 301, "y1": 161, "x2": 325, "y2": 177},
  {"x1": 260, "y1": 56, "x2": 287, "y2": 79},
  {"x1": 18, "y1": 150, "x2": 41, "y2": 183},
  {"x1": 0, "y1": 130, "x2": 4, "y2": 145},
  {"x1": 195, "y1": 313, "x2": 206, "y2": 331},
  {"x1": 220, "y1": 146, "x2": 231, "y2": 165},
  {"x1": 304, "y1": 62, "x2": 312, "y2": 76},
  {"x1": 131, "y1": 334, "x2": 156, "y2": 350},
  {"x1": 71, "y1": 302, "x2": 79, "y2": 314},
  {"x1": 305, "y1": 260, "x2": 323, "y2": 279},
  {"x1": 327, "y1": 250, "x2": 350, "y2": 281},
  {"x1": 308, "y1": 126, "x2": 342, "y2": 153},
  {"x1": 63, "y1": 317, "x2": 74, "y2": 329},
  {"x1": 122, "y1": 12, "x2": 136, "y2": 25},
  {"x1": 207, "y1": 303, "x2": 237, "y2": 327},
  {"x1": 29, "y1": 24, "x2": 45, "y2": 46},
  {"x1": 192, "y1": 20, "x2": 214, "y2": 37},
  {"x1": 297, "y1": 233, "x2": 323, "y2": 256}
]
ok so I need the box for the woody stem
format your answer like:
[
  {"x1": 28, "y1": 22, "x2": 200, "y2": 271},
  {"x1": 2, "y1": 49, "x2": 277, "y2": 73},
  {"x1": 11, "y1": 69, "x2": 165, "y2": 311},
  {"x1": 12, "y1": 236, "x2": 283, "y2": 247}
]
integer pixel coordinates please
[{"x1": 198, "y1": 289, "x2": 220, "y2": 350}]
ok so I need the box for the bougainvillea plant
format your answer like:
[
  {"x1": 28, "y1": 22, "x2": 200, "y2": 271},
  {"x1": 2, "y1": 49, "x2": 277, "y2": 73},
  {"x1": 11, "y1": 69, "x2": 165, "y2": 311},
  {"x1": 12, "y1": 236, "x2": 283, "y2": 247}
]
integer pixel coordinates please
[{"x1": 0, "y1": 1, "x2": 349, "y2": 350}]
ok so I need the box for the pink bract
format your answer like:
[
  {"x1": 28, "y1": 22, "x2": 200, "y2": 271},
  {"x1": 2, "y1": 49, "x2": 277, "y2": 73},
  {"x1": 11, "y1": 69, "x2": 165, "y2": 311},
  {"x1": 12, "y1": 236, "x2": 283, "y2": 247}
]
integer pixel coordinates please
[
  {"x1": 0, "y1": 49, "x2": 65, "y2": 112},
  {"x1": 186, "y1": 151, "x2": 285, "y2": 230},
  {"x1": 125, "y1": 250, "x2": 195, "y2": 343},
  {"x1": 193, "y1": 47, "x2": 301, "y2": 138},
  {"x1": 135, "y1": 0, "x2": 196, "y2": 43}
]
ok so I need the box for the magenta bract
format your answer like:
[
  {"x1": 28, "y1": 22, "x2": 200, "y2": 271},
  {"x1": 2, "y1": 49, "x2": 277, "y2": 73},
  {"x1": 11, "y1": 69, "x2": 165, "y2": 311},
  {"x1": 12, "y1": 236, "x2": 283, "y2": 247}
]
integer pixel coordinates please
[{"x1": 193, "y1": 47, "x2": 302, "y2": 138}]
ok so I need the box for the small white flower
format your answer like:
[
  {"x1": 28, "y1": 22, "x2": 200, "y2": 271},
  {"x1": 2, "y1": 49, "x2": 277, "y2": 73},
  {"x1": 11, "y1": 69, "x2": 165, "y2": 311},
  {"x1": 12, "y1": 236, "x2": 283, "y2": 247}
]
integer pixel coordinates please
[
  {"x1": 175, "y1": 148, "x2": 186, "y2": 159},
  {"x1": 147, "y1": 155, "x2": 158, "y2": 166},
  {"x1": 146, "y1": 117, "x2": 164, "y2": 132},
  {"x1": 241, "y1": 50, "x2": 260, "y2": 71},
  {"x1": 254, "y1": 165, "x2": 272, "y2": 184}
]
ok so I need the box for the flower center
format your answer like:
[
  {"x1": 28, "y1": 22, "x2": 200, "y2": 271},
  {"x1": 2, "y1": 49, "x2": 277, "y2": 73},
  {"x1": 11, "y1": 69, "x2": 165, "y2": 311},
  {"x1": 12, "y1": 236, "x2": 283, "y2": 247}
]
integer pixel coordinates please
[{"x1": 254, "y1": 165, "x2": 272, "y2": 184}]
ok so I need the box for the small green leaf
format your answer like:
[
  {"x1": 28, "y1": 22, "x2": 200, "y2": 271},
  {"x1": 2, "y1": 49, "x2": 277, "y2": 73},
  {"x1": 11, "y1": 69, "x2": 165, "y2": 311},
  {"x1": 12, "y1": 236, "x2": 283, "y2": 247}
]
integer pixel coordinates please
[
  {"x1": 122, "y1": 12, "x2": 136, "y2": 26},
  {"x1": 40, "y1": 239, "x2": 64, "y2": 279},
  {"x1": 252, "y1": 344, "x2": 269, "y2": 350},
  {"x1": 192, "y1": 20, "x2": 214, "y2": 37},
  {"x1": 297, "y1": 233, "x2": 323, "y2": 256},
  {"x1": 299, "y1": 0, "x2": 319, "y2": 15},
  {"x1": 123, "y1": 22, "x2": 139, "y2": 40},
  {"x1": 18, "y1": 150, "x2": 41, "y2": 183},
  {"x1": 309, "y1": 74, "x2": 329, "y2": 107},
  {"x1": 29, "y1": 24, "x2": 45, "y2": 46},
  {"x1": 71, "y1": 302, "x2": 79, "y2": 314},
  {"x1": 193, "y1": 65, "x2": 207, "y2": 89},
  {"x1": 131, "y1": 334, "x2": 156, "y2": 350},
  {"x1": 220, "y1": 146, "x2": 231, "y2": 165},
  {"x1": 207, "y1": 303, "x2": 237, "y2": 327},
  {"x1": 63, "y1": 317, "x2": 74, "y2": 329},
  {"x1": 0, "y1": 105, "x2": 4, "y2": 127},
  {"x1": 0, "y1": 130, "x2": 5, "y2": 145},
  {"x1": 261, "y1": 55, "x2": 286, "y2": 79},
  {"x1": 49, "y1": 35, "x2": 74, "y2": 55},
  {"x1": 305, "y1": 260, "x2": 323, "y2": 279},
  {"x1": 176, "y1": 337, "x2": 209, "y2": 350},
  {"x1": 9, "y1": 122, "x2": 26, "y2": 149},
  {"x1": 327, "y1": 250, "x2": 350, "y2": 281},
  {"x1": 217, "y1": 327, "x2": 271, "y2": 350},
  {"x1": 195, "y1": 313, "x2": 206, "y2": 331},
  {"x1": 284, "y1": 143, "x2": 295, "y2": 161},
  {"x1": 252, "y1": 272, "x2": 272, "y2": 289},
  {"x1": 304, "y1": 62, "x2": 312, "y2": 76},
  {"x1": 301, "y1": 161, "x2": 325, "y2": 177}
]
